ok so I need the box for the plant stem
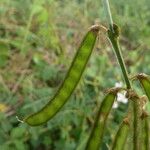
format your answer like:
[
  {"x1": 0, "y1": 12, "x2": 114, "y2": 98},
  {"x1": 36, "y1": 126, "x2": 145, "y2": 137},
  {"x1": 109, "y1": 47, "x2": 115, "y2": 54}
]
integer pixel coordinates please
[
  {"x1": 107, "y1": 25, "x2": 131, "y2": 89},
  {"x1": 103, "y1": 0, "x2": 131, "y2": 89},
  {"x1": 102, "y1": 0, "x2": 114, "y2": 32}
]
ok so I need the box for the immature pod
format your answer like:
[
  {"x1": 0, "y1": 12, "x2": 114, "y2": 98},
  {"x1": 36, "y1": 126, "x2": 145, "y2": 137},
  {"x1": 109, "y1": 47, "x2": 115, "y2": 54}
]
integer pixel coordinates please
[
  {"x1": 136, "y1": 73, "x2": 150, "y2": 102},
  {"x1": 85, "y1": 88, "x2": 119, "y2": 150},
  {"x1": 112, "y1": 118, "x2": 130, "y2": 150},
  {"x1": 141, "y1": 111, "x2": 149, "y2": 150},
  {"x1": 126, "y1": 90, "x2": 141, "y2": 150},
  {"x1": 24, "y1": 25, "x2": 100, "y2": 126}
]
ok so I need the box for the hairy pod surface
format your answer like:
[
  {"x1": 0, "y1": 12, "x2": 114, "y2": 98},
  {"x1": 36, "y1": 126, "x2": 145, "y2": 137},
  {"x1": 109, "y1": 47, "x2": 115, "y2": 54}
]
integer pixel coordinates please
[
  {"x1": 127, "y1": 90, "x2": 141, "y2": 150},
  {"x1": 112, "y1": 118, "x2": 130, "y2": 150},
  {"x1": 24, "y1": 25, "x2": 100, "y2": 126},
  {"x1": 141, "y1": 112, "x2": 149, "y2": 150},
  {"x1": 85, "y1": 88, "x2": 118, "y2": 150},
  {"x1": 136, "y1": 73, "x2": 150, "y2": 102}
]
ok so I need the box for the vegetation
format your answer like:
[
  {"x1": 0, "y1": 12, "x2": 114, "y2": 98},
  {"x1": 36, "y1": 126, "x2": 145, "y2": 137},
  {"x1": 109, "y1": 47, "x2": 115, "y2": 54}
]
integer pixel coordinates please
[{"x1": 0, "y1": 0, "x2": 150, "y2": 150}]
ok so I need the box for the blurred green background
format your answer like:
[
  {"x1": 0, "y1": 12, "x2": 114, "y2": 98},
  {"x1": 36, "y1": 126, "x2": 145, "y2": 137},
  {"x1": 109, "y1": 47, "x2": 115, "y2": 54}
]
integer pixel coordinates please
[{"x1": 0, "y1": 0, "x2": 150, "y2": 149}]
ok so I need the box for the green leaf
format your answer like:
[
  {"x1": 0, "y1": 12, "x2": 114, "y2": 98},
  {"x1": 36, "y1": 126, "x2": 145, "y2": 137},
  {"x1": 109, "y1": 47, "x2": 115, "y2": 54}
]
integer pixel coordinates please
[{"x1": 11, "y1": 127, "x2": 26, "y2": 139}]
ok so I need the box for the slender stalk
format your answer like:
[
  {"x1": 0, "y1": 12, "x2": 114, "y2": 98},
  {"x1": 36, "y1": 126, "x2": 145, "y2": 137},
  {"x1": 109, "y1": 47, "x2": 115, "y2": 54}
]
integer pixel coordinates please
[
  {"x1": 108, "y1": 24, "x2": 131, "y2": 89},
  {"x1": 103, "y1": 0, "x2": 131, "y2": 89},
  {"x1": 102, "y1": 0, "x2": 114, "y2": 32}
]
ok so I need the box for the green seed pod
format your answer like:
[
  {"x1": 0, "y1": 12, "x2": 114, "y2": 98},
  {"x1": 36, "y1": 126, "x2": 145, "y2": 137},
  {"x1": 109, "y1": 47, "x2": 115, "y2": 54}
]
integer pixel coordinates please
[
  {"x1": 24, "y1": 25, "x2": 100, "y2": 126},
  {"x1": 136, "y1": 73, "x2": 150, "y2": 102},
  {"x1": 141, "y1": 111, "x2": 149, "y2": 150},
  {"x1": 126, "y1": 90, "x2": 141, "y2": 150},
  {"x1": 112, "y1": 118, "x2": 130, "y2": 150},
  {"x1": 85, "y1": 88, "x2": 119, "y2": 150}
]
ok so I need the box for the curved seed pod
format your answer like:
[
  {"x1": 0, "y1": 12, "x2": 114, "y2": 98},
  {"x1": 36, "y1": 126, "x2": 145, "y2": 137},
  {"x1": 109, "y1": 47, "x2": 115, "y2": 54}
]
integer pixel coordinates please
[
  {"x1": 112, "y1": 118, "x2": 130, "y2": 150},
  {"x1": 136, "y1": 73, "x2": 150, "y2": 102},
  {"x1": 141, "y1": 111, "x2": 149, "y2": 150},
  {"x1": 85, "y1": 88, "x2": 119, "y2": 150},
  {"x1": 24, "y1": 25, "x2": 100, "y2": 126}
]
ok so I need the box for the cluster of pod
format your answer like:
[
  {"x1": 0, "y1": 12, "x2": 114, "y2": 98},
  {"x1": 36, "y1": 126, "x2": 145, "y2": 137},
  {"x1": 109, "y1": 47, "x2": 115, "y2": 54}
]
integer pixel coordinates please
[{"x1": 22, "y1": 25, "x2": 150, "y2": 150}]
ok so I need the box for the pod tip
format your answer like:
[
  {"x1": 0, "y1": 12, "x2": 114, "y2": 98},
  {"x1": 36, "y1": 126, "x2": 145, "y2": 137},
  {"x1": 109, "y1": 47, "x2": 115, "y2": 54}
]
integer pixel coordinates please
[
  {"x1": 126, "y1": 89, "x2": 139, "y2": 99},
  {"x1": 141, "y1": 111, "x2": 149, "y2": 120},
  {"x1": 136, "y1": 73, "x2": 149, "y2": 79},
  {"x1": 123, "y1": 117, "x2": 130, "y2": 125},
  {"x1": 105, "y1": 87, "x2": 123, "y2": 95},
  {"x1": 90, "y1": 25, "x2": 100, "y2": 34}
]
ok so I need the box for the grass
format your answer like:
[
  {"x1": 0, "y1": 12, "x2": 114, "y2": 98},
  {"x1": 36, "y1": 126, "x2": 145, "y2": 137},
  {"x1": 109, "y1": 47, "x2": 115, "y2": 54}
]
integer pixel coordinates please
[{"x1": 0, "y1": 0, "x2": 150, "y2": 149}]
